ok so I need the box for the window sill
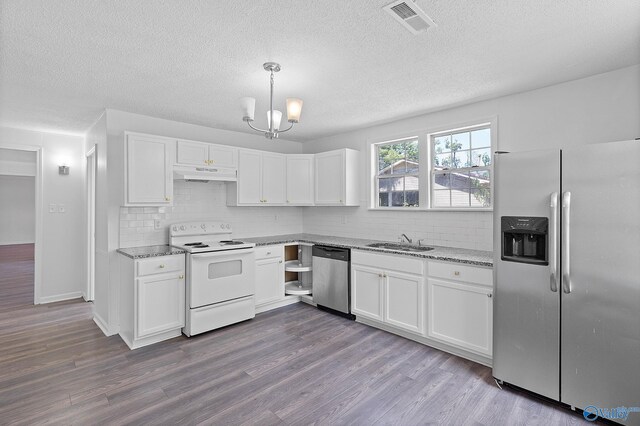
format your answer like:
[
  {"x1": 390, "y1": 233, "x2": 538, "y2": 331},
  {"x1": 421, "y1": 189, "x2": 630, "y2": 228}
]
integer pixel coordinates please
[{"x1": 368, "y1": 207, "x2": 493, "y2": 212}]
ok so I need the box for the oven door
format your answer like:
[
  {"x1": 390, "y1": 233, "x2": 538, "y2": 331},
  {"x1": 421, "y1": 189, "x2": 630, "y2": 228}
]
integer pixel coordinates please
[{"x1": 188, "y1": 249, "x2": 255, "y2": 309}]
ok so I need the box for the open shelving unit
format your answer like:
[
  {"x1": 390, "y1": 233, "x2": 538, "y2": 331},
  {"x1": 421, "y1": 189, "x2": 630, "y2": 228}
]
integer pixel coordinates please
[{"x1": 284, "y1": 243, "x2": 313, "y2": 297}]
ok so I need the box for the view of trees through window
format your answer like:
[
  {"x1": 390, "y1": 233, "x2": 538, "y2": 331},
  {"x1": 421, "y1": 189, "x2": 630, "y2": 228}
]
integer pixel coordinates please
[
  {"x1": 432, "y1": 126, "x2": 492, "y2": 208},
  {"x1": 376, "y1": 138, "x2": 419, "y2": 207}
]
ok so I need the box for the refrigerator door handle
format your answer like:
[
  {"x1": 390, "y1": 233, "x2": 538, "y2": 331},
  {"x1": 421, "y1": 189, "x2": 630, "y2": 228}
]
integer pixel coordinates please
[
  {"x1": 549, "y1": 192, "x2": 559, "y2": 292},
  {"x1": 562, "y1": 191, "x2": 572, "y2": 294}
]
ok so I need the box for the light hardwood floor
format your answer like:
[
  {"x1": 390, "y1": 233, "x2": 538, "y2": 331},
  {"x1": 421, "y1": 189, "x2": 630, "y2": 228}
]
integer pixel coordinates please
[{"x1": 0, "y1": 244, "x2": 589, "y2": 425}]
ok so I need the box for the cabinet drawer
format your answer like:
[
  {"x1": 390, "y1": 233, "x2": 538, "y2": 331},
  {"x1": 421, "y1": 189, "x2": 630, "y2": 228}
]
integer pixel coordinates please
[
  {"x1": 427, "y1": 261, "x2": 492, "y2": 287},
  {"x1": 137, "y1": 255, "x2": 184, "y2": 277},
  {"x1": 255, "y1": 245, "x2": 283, "y2": 260},
  {"x1": 352, "y1": 250, "x2": 424, "y2": 275}
]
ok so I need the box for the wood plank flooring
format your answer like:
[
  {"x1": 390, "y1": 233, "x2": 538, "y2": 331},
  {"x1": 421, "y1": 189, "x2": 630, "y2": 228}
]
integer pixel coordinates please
[{"x1": 0, "y1": 245, "x2": 589, "y2": 425}]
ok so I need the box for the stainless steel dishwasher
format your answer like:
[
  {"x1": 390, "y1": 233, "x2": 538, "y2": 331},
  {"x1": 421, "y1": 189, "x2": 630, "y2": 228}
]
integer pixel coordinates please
[{"x1": 312, "y1": 245, "x2": 354, "y2": 319}]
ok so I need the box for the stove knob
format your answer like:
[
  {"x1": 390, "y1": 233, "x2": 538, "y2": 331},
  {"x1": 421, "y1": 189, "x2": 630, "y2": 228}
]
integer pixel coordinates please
[
  {"x1": 201, "y1": 224, "x2": 206, "y2": 230},
  {"x1": 220, "y1": 224, "x2": 224, "y2": 229},
  {"x1": 226, "y1": 224, "x2": 230, "y2": 229},
  {"x1": 180, "y1": 225, "x2": 186, "y2": 231},
  {"x1": 172, "y1": 226, "x2": 177, "y2": 231}
]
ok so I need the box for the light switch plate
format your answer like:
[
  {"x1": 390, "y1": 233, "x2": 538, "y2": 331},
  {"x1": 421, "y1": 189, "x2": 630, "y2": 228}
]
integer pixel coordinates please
[{"x1": 49, "y1": 204, "x2": 56, "y2": 213}]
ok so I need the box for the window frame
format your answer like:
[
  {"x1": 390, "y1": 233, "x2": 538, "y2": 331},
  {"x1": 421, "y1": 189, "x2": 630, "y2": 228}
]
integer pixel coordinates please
[
  {"x1": 428, "y1": 122, "x2": 494, "y2": 210},
  {"x1": 368, "y1": 117, "x2": 497, "y2": 212},
  {"x1": 373, "y1": 136, "x2": 421, "y2": 209}
]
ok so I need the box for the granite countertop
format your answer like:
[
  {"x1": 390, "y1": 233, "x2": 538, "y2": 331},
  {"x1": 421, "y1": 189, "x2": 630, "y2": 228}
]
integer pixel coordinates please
[
  {"x1": 243, "y1": 233, "x2": 493, "y2": 267},
  {"x1": 117, "y1": 245, "x2": 186, "y2": 259}
]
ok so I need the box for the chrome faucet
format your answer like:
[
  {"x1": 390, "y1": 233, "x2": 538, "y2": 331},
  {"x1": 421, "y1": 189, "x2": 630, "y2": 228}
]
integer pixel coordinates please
[{"x1": 400, "y1": 233, "x2": 412, "y2": 244}]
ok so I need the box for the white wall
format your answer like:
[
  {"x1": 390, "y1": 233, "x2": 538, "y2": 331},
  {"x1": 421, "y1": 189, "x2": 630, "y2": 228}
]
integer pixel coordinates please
[
  {"x1": 0, "y1": 126, "x2": 86, "y2": 302},
  {"x1": 302, "y1": 65, "x2": 640, "y2": 251},
  {"x1": 86, "y1": 113, "x2": 108, "y2": 327},
  {"x1": 0, "y1": 175, "x2": 35, "y2": 244}
]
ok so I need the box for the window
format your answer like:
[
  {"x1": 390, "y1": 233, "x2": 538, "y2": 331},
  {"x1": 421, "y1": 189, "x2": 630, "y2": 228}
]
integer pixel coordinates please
[
  {"x1": 374, "y1": 137, "x2": 419, "y2": 208},
  {"x1": 369, "y1": 120, "x2": 494, "y2": 210},
  {"x1": 431, "y1": 124, "x2": 492, "y2": 208}
]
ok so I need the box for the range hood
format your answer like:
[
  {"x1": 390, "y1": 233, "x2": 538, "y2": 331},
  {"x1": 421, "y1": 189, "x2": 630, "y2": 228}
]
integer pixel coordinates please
[{"x1": 173, "y1": 165, "x2": 237, "y2": 182}]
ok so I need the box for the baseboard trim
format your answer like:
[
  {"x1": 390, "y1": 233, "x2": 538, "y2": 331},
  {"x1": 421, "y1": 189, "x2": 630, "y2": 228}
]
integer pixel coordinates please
[
  {"x1": 38, "y1": 292, "x2": 83, "y2": 304},
  {"x1": 93, "y1": 312, "x2": 117, "y2": 336},
  {"x1": 255, "y1": 296, "x2": 300, "y2": 314}
]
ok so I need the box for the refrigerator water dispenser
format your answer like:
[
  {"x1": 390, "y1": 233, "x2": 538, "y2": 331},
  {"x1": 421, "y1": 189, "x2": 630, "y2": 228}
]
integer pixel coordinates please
[{"x1": 501, "y1": 216, "x2": 548, "y2": 265}]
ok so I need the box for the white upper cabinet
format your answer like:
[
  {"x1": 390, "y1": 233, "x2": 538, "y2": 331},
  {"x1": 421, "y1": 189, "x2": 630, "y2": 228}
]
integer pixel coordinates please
[
  {"x1": 229, "y1": 149, "x2": 286, "y2": 205},
  {"x1": 236, "y1": 150, "x2": 263, "y2": 204},
  {"x1": 125, "y1": 132, "x2": 173, "y2": 206},
  {"x1": 176, "y1": 139, "x2": 237, "y2": 168},
  {"x1": 261, "y1": 153, "x2": 286, "y2": 204},
  {"x1": 314, "y1": 149, "x2": 359, "y2": 206},
  {"x1": 286, "y1": 155, "x2": 314, "y2": 205}
]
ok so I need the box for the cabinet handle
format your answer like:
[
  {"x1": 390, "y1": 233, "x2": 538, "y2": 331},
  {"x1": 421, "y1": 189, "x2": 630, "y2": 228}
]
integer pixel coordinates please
[
  {"x1": 487, "y1": 293, "x2": 492, "y2": 298},
  {"x1": 454, "y1": 271, "x2": 460, "y2": 276},
  {"x1": 266, "y1": 251, "x2": 271, "y2": 255},
  {"x1": 165, "y1": 196, "x2": 171, "y2": 201},
  {"x1": 279, "y1": 260, "x2": 283, "y2": 264},
  {"x1": 159, "y1": 264, "x2": 165, "y2": 268},
  {"x1": 179, "y1": 274, "x2": 184, "y2": 279},
  {"x1": 378, "y1": 273, "x2": 383, "y2": 278}
]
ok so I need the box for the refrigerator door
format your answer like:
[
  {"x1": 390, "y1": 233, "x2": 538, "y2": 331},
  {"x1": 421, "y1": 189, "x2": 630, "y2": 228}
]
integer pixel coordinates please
[
  {"x1": 561, "y1": 140, "x2": 640, "y2": 420},
  {"x1": 493, "y1": 149, "x2": 561, "y2": 400}
]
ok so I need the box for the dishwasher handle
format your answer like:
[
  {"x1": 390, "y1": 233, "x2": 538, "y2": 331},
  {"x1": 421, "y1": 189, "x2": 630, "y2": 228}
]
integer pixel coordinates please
[{"x1": 312, "y1": 245, "x2": 350, "y2": 261}]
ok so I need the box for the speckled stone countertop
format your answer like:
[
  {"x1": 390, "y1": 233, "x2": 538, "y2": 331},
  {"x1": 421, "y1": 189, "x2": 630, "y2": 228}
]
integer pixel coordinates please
[
  {"x1": 243, "y1": 234, "x2": 493, "y2": 267},
  {"x1": 117, "y1": 245, "x2": 186, "y2": 259}
]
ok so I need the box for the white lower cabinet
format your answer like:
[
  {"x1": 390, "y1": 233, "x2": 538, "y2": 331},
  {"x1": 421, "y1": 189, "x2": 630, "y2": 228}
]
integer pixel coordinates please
[
  {"x1": 351, "y1": 251, "x2": 424, "y2": 334},
  {"x1": 254, "y1": 245, "x2": 295, "y2": 313},
  {"x1": 426, "y1": 261, "x2": 493, "y2": 358},
  {"x1": 385, "y1": 270, "x2": 423, "y2": 334},
  {"x1": 351, "y1": 250, "x2": 493, "y2": 365},
  {"x1": 118, "y1": 253, "x2": 186, "y2": 349},
  {"x1": 351, "y1": 264, "x2": 384, "y2": 321}
]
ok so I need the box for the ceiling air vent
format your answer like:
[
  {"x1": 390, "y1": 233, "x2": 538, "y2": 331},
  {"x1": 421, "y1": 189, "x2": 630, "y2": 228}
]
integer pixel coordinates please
[{"x1": 383, "y1": 0, "x2": 436, "y2": 35}]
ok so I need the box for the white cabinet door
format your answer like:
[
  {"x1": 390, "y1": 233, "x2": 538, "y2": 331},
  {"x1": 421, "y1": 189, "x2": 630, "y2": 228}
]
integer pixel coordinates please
[
  {"x1": 255, "y1": 257, "x2": 283, "y2": 306},
  {"x1": 209, "y1": 144, "x2": 237, "y2": 168},
  {"x1": 427, "y1": 278, "x2": 493, "y2": 356},
  {"x1": 315, "y1": 150, "x2": 344, "y2": 205},
  {"x1": 237, "y1": 150, "x2": 262, "y2": 204},
  {"x1": 126, "y1": 133, "x2": 173, "y2": 205},
  {"x1": 176, "y1": 140, "x2": 209, "y2": 166},
  {"x1": 286, "y1": 155, "x2": 314, "y2": 205},
  {"x1": 385, "y1": 271, "x2": 424, "y2": 334},
  {"x1": 351, "y1": 264, "x2": 383, "y2": 321},
  {"x1": 136, "y1": 273, "x2": 185, "y2": 338},
  {"x1": 261, "y1": 153, "x2": 286, "y2": 204}
]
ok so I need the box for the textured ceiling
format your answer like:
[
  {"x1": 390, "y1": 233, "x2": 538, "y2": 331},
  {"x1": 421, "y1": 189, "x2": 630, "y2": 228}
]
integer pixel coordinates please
[{"x1": 1, "y1": 0, "x2": 638, "y2": 140}]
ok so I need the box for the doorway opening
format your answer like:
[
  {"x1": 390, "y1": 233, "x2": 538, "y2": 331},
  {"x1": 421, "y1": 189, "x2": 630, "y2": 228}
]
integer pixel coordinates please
[{"x1": 0, "y1": 147, "x2": 39, "y2": 308}]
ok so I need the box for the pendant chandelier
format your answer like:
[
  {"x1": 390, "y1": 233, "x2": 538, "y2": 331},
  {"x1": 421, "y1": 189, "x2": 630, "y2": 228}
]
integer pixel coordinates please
[{"x1": 240, "y1": 62, "x2": 303, "y2": 140}]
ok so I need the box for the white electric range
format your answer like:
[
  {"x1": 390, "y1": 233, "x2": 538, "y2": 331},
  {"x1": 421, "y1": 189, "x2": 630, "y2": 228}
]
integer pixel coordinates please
[{"x1": 170, "y1": 221, "x2": 256, "y2": 336}]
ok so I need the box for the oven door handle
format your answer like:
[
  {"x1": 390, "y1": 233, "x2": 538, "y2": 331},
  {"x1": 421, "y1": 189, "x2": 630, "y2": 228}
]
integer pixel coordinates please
[{"x1": 190, "y1": 248, "x2": 255, "y2": 259}]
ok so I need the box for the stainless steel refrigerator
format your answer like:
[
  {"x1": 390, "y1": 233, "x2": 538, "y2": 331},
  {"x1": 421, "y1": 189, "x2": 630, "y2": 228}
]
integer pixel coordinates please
[{"x1": 493, "y1": 139, "x2": 640, "y2": 424}]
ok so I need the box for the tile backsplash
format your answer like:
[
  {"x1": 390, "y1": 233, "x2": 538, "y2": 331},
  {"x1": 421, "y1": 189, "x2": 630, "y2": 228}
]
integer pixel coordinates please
[
  {"x1": 302, "y1": 207, "x2": 493, "y2": 251},
  {"x1": 120, "y1": 181, "x2": 493, "y2": 251},
  {"x1": 119, "y1": 180, "x2": 304, "y2": 248}
]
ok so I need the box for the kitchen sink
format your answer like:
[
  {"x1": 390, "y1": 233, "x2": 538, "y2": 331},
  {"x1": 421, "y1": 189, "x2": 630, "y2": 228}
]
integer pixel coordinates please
[{"x1": 366, "y1": 242, "x2": 434, "y2": 252}]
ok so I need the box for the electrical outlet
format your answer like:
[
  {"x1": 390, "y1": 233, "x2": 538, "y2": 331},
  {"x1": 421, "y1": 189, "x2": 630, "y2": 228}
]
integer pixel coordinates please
[
  {"x1": 58, "y1": 204, "x2": 66, "y2": 213},
  {"x1": 49, "y1": 204, "x2": 57, "y2": 213},
  {"x1": 154, "y1": 219, "x2": 161, "y2": 230}
]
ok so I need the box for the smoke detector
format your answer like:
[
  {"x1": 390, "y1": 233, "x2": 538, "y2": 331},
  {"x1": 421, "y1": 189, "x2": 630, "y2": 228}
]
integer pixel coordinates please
[{"x1": 383, "y1": 0, "x2": 436, "y2": 35}]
